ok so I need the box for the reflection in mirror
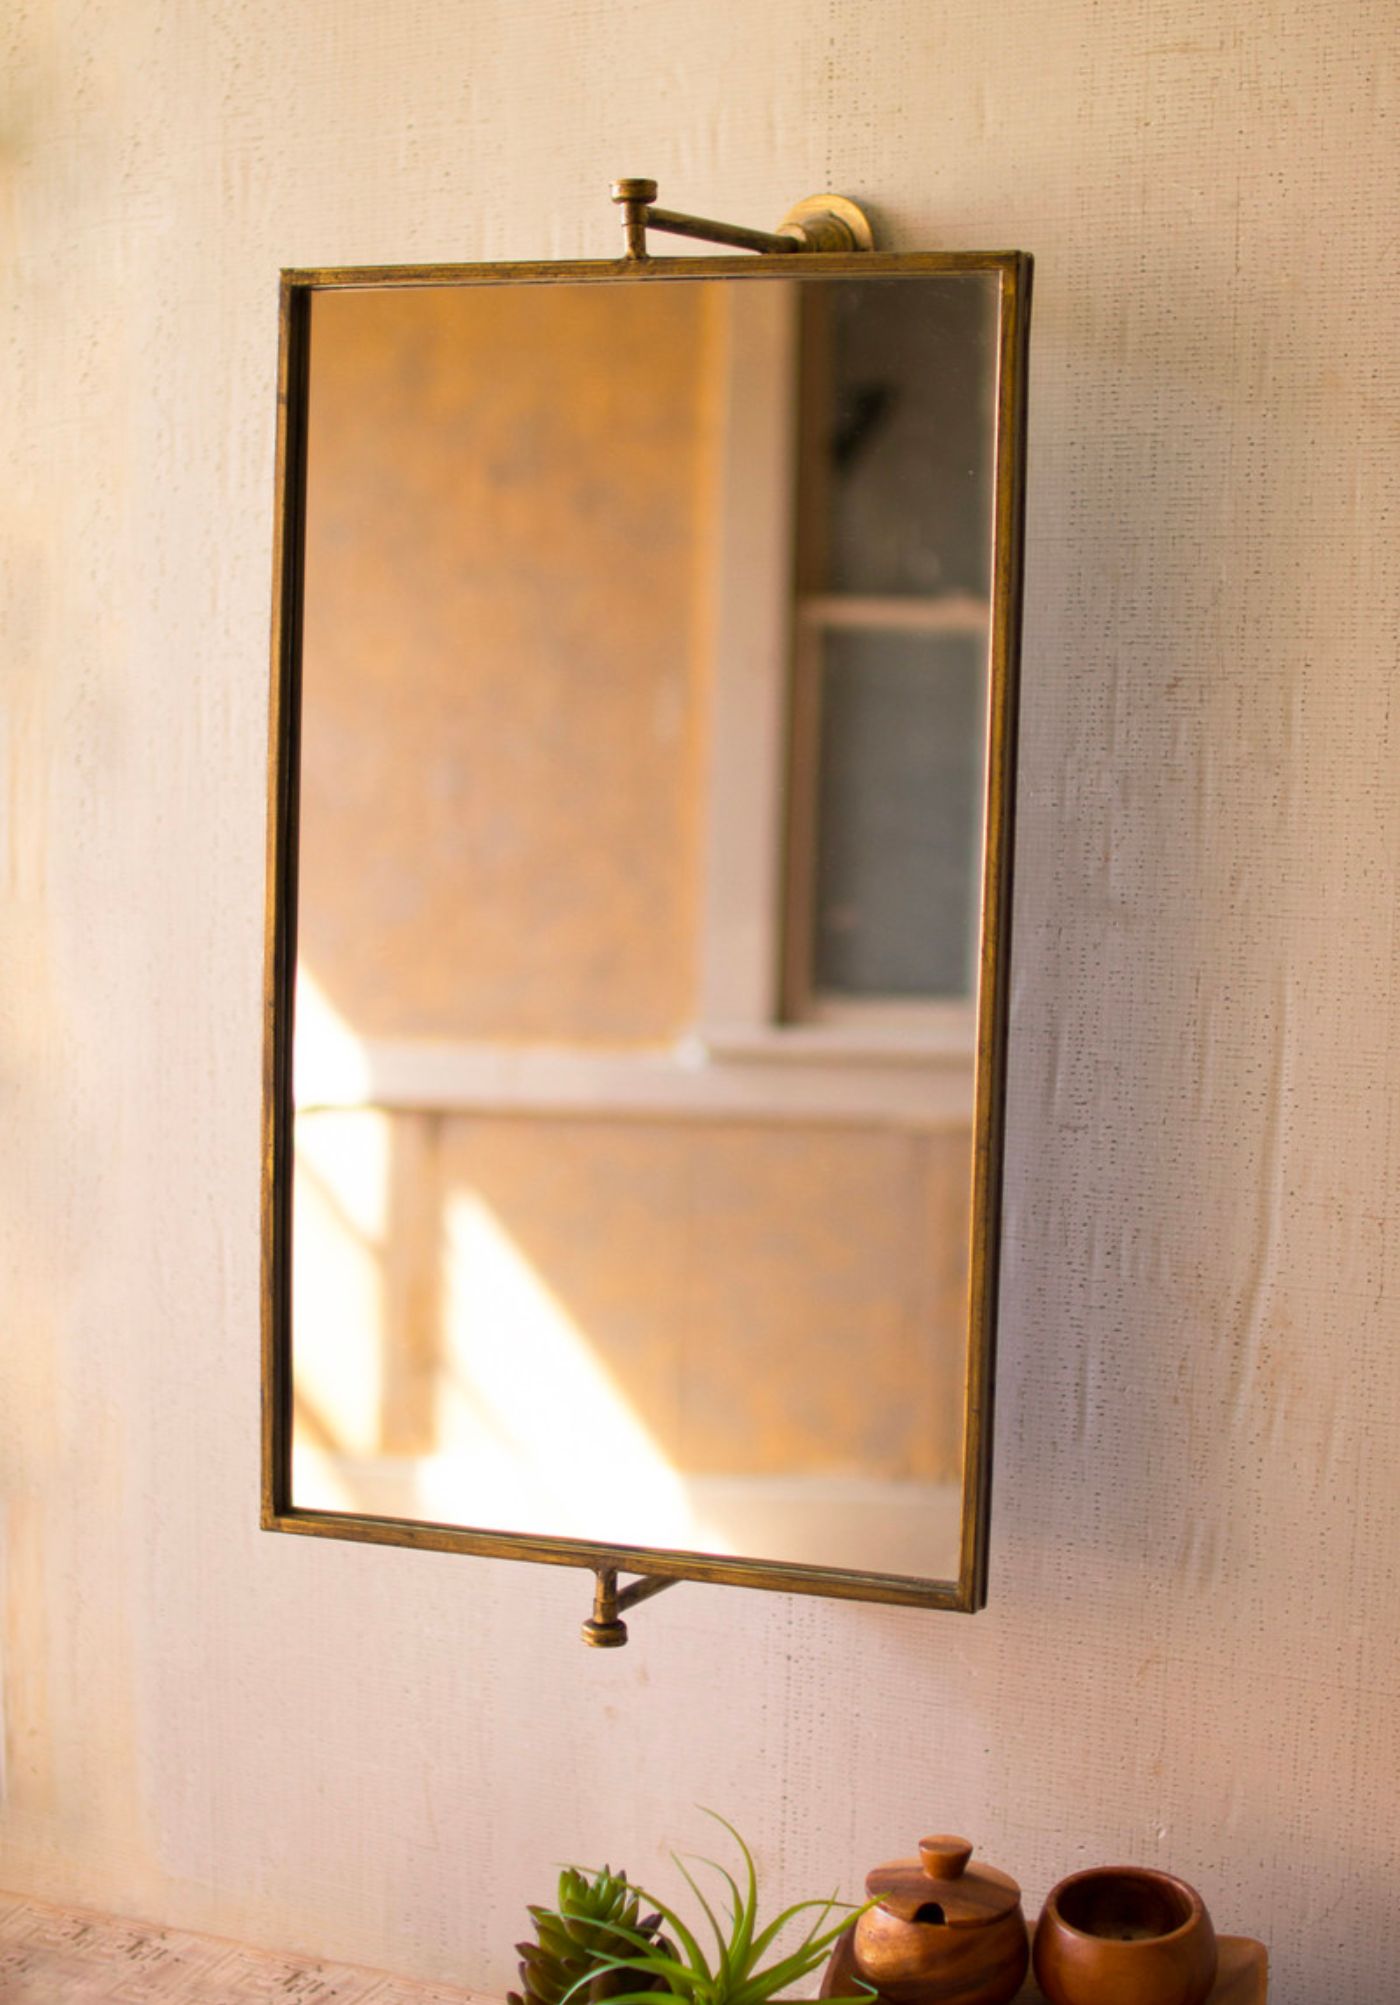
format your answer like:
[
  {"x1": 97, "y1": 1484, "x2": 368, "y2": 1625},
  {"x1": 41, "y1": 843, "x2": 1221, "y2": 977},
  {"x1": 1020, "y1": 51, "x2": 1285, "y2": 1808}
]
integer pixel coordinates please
[{"x1": 266, "y1": 255, "x2": 1030, "y2": 1614}]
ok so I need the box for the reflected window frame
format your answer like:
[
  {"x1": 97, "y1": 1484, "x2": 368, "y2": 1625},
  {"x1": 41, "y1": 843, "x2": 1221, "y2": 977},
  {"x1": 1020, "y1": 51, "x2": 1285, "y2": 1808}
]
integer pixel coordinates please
[{"x1": 694, "y1": 273, "x2": 1004, "y2": 1065}]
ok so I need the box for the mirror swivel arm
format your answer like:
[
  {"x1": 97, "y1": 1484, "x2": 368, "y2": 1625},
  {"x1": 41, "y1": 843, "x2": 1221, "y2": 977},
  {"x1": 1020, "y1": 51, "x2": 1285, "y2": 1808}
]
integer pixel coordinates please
[
  {"x1": 582, "y1": 1565, "x2": 680, "y2": 1646},
  {"x1": 611, "y1": 179, "x2": 874, "y2": 260}
]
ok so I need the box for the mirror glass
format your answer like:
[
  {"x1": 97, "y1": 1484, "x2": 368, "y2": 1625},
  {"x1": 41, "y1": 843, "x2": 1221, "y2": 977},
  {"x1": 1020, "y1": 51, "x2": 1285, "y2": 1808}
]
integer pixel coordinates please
[{"x1": 266, "y1": 253, "x2": 1029, "y2": 1611}]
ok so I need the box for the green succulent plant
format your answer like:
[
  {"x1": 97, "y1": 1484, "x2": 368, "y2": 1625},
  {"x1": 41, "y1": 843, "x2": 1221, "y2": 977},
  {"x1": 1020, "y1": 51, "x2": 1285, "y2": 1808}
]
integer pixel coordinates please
[
  {"x1": 554, "y1": 1814, "x2": 873, "y2": 2005},
  {"x1": 509, "y1": 1863, "x2": 674, "y2": 2005}
]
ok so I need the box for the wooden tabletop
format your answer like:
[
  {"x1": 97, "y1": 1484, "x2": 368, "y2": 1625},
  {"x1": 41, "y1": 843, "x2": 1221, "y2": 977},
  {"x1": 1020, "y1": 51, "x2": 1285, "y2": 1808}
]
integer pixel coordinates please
[{"x1": 0, "y1": 1891, "x2": 491, "y2": 2003}]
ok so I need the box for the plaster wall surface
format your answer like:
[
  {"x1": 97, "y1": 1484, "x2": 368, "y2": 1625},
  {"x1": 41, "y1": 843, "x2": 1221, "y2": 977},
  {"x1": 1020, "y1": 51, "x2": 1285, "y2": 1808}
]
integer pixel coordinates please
[{"x1": 2, "y1": 4, "x2": 1397, "y2": 2004}]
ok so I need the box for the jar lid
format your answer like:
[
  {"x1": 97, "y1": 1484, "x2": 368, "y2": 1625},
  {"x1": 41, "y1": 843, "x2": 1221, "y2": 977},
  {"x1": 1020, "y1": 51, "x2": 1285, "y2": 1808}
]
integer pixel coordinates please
[{"x1": 865, "y1": 1837, "x2": 1022, "y2": 1930}]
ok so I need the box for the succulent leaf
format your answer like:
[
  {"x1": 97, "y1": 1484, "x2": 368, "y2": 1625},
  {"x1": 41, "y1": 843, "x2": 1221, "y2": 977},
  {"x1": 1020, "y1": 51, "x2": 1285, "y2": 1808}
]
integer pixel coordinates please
[{"x1": 509, "y1": 1864, "x2": 674, "y2": 2005}]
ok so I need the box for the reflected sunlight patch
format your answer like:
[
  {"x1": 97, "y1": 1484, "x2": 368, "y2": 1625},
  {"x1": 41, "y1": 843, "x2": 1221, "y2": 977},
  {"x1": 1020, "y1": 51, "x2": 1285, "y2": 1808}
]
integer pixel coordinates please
[
  {"x1": 432, "y1": 1192, "x2": 710, "y2": 1548},
  {"x1": 294, "y1": 967, "x2": 371, "y2": 1106},
  {"x1": 292, "y1": 1107, "x2": 392, "y2": 1458}
]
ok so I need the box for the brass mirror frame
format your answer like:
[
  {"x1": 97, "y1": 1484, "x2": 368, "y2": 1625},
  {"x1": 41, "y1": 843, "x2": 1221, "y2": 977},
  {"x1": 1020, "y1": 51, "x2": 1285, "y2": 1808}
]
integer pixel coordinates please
[{"x1": 261, "y1": 247, "x2": 1032, "y2": 1618}]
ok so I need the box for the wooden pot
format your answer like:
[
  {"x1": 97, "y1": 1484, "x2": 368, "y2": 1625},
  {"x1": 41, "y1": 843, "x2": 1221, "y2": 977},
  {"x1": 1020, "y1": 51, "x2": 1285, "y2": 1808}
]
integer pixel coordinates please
[
  {"x1": 824, "y1": 1836, "x2": 1028, "y2": 2005},
  {"x1": 1033, "y1": 1866, "x2": 1217, "y2": 2005}
]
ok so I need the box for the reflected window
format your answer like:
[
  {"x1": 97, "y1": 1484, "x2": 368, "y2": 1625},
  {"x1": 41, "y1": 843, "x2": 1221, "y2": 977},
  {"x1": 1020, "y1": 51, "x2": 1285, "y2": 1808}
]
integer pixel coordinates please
[{"x1": 782, "y1": 276, "x2": 997, "y2": 1026}]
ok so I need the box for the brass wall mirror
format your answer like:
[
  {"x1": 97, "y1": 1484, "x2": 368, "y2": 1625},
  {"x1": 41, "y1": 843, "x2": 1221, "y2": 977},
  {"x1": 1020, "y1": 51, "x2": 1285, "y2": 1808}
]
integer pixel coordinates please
[{"x1": 263, "y1": 196, "x2": 1031, "y2": 1636}]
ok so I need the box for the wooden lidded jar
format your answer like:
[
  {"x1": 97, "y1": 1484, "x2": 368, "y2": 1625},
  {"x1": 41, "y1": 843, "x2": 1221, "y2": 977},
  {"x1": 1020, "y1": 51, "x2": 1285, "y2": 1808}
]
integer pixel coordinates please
[{"x1": 843, "y1": 1837, "x2": 1029, "y2": 2005}]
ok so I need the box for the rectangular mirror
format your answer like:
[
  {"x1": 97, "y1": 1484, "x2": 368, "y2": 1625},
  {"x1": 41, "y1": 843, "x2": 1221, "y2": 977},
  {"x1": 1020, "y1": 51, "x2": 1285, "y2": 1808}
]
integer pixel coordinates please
[{"x1": 263, "y1": 248, "x2": 1030, "y2": 1616}]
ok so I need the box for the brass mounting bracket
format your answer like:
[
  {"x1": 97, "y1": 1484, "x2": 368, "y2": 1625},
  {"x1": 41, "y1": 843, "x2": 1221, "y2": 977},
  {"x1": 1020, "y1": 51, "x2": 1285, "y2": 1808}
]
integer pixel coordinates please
[
  {"x1": 610, "y1": 179, "x2": 875, "y2": 261},
  {"x1": 582, "y1": 1565, "x2": 680, "y2": 1646}
]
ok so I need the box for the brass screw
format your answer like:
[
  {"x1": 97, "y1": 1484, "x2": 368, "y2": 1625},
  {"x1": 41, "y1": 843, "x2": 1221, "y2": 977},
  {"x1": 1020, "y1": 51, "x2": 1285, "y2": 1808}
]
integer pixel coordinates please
[
  {"x1": 611, "y1": 178, "x2": 658, "y2": 260},
  {"x1": 581, "y1": 1565, "x2": 630, "y2": 1646}
]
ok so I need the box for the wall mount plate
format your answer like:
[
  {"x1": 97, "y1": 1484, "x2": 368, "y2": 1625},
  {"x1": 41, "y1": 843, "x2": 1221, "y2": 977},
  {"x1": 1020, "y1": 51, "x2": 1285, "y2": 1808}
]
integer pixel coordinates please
[{"x1": 779, "y1": 193, "x2": 875, "y2": 252}]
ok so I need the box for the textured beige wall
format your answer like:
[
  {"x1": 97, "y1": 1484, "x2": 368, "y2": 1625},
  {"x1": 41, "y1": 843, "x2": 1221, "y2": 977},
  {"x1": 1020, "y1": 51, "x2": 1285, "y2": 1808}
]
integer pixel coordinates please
[{"x1": 2, "y1": 5, "x2": 1397, "y2": 2005}]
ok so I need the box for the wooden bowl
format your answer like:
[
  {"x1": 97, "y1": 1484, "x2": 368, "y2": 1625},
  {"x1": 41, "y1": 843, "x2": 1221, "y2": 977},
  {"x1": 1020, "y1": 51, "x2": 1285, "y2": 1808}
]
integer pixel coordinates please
[{"x1": 1033, "y1": 1867, "x2": 1217, "y2": 2005}]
